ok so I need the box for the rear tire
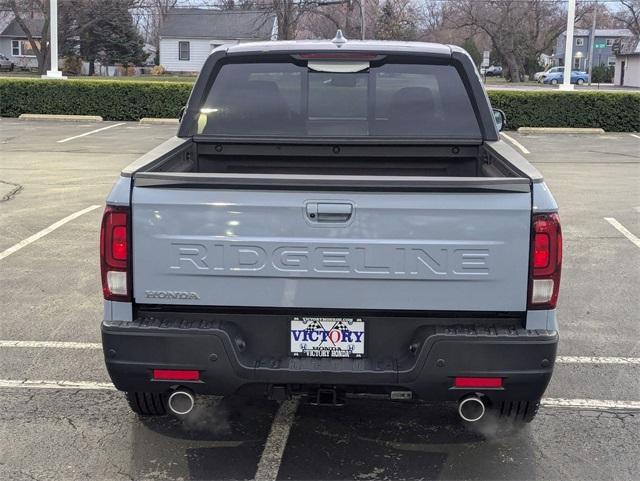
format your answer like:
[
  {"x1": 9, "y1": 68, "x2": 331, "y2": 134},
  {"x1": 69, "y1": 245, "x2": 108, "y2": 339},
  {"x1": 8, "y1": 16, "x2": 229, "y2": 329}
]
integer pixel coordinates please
[
  {"x1": 125, "y1": 391, "x2": 167, "y2": 416},
  {"x1": 497, "y1": 399, "x2": 540, "y2": 424},
  {"x1": 577, "y1": 78, "x2": 584, "y2": 85}
]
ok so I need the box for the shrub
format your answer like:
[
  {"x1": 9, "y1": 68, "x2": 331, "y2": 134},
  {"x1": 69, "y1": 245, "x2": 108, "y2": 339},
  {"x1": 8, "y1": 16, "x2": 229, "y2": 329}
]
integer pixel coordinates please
[
  {"x1": 488, "y1": 90, "x2": 640, "y2": 132},
  {"x1": 151, "y1": 65, "x2": 166, "y2": 76},
  {"x1": 62, "y1": 55, "x2": 83, "y2": 76},
  {"x1": 0, "y1": 78, "x2": 638, "y2": 131},
  {"x1": 591, "y1": 65, "x2": 614, "y2": 83},
  {"x1": 0, "y1": 78, "x2": 192, "y2": 121}
]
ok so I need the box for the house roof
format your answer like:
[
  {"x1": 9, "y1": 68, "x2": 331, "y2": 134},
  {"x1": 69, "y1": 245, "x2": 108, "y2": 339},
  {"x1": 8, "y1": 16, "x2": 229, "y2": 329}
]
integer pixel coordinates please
[
  {"x1": 563, "y1": 28, "x2": 633, "y2": 37},
  {"x1": 159, "y1": 9, "x2": 276, "y2": 40},
  {"x1": 0, "y1": 17, "x2": 44, "y2": 38},
  {"x1": 616, "y1": 36, "x2": 640, "y2": 56}
]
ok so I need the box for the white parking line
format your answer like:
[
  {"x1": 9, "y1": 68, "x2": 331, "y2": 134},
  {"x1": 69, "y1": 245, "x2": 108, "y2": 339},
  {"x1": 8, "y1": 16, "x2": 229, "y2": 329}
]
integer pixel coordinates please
[
  {"x1": 57, "y1": 123, "x2": 125, "y2": 143},
  {"x1": 500, "y1": 132, "x2": 531, "y2": 154},
  {"x1": 542, "y1": 398, "x2": 640, "y2": 410},
  {"x1": 0, "y1": 340, "x2": 101, "y2": 349},
  {"x1": 0, "y1": 205, "x2": 101, "y2": 261},
  {"x1": 556, "y1": 356, "x2": 640, "y2": 365},
  {"x1": 254, "y1": 398, "x2": 300, "y2": 481},
  {"x1": 604, "y1": 217, "x2": 640, "y2": 249},
  {"x1": 0, "y1": 379, "x2": 115, "y2": 391},
  {"x1": 629, "y1": 134, "x2": 640, "y2": 140}
]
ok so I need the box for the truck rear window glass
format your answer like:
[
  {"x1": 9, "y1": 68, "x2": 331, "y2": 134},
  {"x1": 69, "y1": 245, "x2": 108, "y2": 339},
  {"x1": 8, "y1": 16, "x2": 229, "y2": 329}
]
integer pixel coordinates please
[{"x1": 198, "y1": 62, "x2": 481, "y2": 139}]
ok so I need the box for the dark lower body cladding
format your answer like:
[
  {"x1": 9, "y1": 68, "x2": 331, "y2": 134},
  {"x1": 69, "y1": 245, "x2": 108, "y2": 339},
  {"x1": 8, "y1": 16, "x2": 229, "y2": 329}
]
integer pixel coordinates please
[{"x1": 102, "y1": 309, "x2": 558, "y2": 415}]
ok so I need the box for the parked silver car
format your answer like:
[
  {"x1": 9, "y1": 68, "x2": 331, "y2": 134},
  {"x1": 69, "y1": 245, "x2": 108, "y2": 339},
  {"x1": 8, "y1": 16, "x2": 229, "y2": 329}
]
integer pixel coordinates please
[
  {"x1": 535, "y1": 66, "x2": 563, "y2": 82},
  {"x1": 101, "y1": 40, "x2": 562, "y2": 426}
]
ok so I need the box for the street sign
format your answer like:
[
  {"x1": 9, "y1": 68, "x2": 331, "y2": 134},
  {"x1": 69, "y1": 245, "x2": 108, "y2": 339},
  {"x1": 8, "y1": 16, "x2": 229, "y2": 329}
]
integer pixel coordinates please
[{"x1": 482, "y1": 51, "x2": 490, "y2": 68}]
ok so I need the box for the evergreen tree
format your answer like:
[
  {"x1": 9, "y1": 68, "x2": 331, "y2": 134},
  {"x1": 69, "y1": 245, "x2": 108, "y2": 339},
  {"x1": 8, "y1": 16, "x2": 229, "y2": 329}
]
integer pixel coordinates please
[
  {"x1": 62, "y1": 0, "x2": 145, "y2": 75},
  {"x1": 461, "y1": 39, "x2": 481, "y2": 67},
  {"x1": 99, "y1": 0, "x2": 146, "y2": 69}
]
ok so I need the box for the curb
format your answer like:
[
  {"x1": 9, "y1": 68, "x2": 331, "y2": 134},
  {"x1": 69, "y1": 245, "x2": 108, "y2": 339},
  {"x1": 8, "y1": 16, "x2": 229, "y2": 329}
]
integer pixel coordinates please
[
  {"x1": 517, "y1": 127, "x2": 605, "y2": 134},
  {"x1": 18, "y1": 113, "x2": 103, "y2": 122},
  {"x1": 139, "y1": 118, "x2": 179, "y2": 125}
]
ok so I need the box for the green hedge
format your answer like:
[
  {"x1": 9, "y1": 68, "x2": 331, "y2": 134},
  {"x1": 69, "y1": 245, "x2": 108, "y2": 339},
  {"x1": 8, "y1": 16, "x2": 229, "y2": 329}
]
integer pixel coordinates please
[
  {"x1": 0, "y1": 78, "x2": 192, "y2": 121},
  {"x1": 488, "y1": 90, "x2": 640, "y2": 132},
  {"x1": 1, "y1": 78, "x2": 639, "y2": 131}
]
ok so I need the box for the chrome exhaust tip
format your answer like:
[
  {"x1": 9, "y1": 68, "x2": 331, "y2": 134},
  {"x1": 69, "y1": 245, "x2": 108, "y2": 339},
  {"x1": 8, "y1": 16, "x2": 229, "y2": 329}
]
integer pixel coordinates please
[
  {"x1": 458, "y1": 396, "x2": 486, "y2": 422},
  {"x1": 168, "y1": 389, "x2": 195, "y2": 416}
]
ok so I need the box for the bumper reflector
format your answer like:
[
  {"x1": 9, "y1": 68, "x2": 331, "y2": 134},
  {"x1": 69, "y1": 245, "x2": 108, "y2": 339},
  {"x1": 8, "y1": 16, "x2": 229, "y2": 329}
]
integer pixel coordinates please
[
  {"x1": 153, "y1": 369, "x2": 200, "y2": 381},
  {"x1": 454, "y1": 377, "x2": 503, "y2": 388}
]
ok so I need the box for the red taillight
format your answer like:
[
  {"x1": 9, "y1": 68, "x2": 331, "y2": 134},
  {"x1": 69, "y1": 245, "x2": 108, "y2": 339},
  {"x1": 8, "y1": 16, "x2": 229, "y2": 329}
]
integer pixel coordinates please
[
  {"x1": 454, "y1": 377, "x2": 503, "y2": 388},
  {"x1": 153, "y1": 369, "x2": 200, "y2": 381},
  {"x1": 294, "y1": 52, "x2": 383, "y2": 60},
  {"x1": 112, "y1": 225, "x2": 127, "y2": 261},
  {"x1": 533, "y1": 232, "x2": 550, "y2": 268},
  {"x1": 528, "y1": 213, "x2": 562, "y2": 309},
  {"x1": 100, "y1": 205, "x2": 131, "y2": 301}
]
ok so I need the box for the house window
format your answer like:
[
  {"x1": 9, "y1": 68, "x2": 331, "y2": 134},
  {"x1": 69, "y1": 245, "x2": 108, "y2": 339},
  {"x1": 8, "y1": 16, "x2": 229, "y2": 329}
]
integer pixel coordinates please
[
  {"x1": 573, "y1": 56, "x2": 581, "y2": 69},
  {"x1": 178, "y1": 41, "x2": 190, "y2": 61},
  {"x1": 607, "y1": 56, "x2": 616, "y2": 66},
  {"x1": 576, "y1": 38, "x2": 584, "y2": 47},
  {"x1": 606, "y1": 38, "x2": 614, "y2": 47},
  {"x1": 11, "y1": 39, "x2": 38, "y2": 57}
]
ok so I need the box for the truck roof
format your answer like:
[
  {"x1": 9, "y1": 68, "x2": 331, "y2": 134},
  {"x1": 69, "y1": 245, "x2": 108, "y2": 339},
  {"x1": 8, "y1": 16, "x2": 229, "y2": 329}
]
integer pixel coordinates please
[{"x1": 221, "y1": 39, "x2": 461, "y2": 57}]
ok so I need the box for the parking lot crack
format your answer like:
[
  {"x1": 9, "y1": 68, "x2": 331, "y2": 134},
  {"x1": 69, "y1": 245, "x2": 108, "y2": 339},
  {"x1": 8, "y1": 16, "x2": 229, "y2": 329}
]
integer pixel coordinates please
[
  {"x1": 0, "y1": 179, "x2": 23, "y2": 201},
  {"x1": 65, "y1": 417, "x2": 78, "y2": 430}
]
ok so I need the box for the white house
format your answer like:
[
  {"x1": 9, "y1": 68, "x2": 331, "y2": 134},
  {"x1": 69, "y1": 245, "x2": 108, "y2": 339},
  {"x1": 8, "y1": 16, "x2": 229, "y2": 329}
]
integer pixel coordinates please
[
  {"x1": 613, "y1": 36, "x2": 640, "y2": 88},
  {"x1": 159, "y1": 9, "x2": 277, "y2": 73},
  {"x1": 0, "y1": 15, "x2": 44, "y2": 70}
]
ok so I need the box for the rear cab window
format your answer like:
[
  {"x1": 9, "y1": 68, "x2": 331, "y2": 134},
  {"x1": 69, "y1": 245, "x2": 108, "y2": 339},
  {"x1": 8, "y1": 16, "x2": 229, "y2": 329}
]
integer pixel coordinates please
[{"x1": 196, "y1": 58, "x2": 481, "y2": 140}]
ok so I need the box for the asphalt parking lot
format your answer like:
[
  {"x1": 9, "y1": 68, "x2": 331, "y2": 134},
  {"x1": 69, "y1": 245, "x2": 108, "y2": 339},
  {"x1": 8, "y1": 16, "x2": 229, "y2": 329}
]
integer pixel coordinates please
[{"x1": 1, "y1": 119, "x2": 639, "y2": 481}]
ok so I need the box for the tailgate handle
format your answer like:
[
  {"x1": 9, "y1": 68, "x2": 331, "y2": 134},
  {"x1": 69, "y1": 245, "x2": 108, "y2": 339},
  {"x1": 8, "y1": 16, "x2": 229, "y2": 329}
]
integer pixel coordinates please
[{"x1": 306, "y1": 202, "x2": 353, "y2": 223}]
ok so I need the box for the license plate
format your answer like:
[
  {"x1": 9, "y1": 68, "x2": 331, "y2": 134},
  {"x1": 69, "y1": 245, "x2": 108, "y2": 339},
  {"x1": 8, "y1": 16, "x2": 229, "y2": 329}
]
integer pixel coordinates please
[{"x1": 290, "y1": 317, "x2": 365, "y2": 358}]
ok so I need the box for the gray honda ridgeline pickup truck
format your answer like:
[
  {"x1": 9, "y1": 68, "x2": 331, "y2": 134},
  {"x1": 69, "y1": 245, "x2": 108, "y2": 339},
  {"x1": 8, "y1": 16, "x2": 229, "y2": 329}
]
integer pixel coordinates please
[{"x1": 101, "y1": 38, "x2": 562, "y2": 425}]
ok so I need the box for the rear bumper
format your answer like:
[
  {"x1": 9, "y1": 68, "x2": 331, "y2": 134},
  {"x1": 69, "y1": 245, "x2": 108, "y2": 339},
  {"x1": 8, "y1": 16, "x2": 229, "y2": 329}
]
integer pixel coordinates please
[{"x1": 102, "y1": 317, "x2": 558, "y2": 401}]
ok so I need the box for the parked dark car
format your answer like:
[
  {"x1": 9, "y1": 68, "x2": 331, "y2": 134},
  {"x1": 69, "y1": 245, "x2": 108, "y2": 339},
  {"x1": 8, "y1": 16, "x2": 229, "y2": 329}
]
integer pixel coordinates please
[{"x1": 480, "y1": 65, "x2": 503, "y2": 77}]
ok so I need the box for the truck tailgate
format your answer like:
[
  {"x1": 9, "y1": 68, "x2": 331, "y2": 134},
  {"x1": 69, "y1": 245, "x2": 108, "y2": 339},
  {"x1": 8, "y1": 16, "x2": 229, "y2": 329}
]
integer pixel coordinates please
[{"x1": 131, "y1": 181, "x2": 532, "y2": 311}]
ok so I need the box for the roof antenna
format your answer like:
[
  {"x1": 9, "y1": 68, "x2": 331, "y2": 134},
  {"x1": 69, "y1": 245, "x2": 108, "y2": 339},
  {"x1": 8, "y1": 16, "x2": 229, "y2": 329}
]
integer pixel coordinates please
[{"x1": 332, "y1": 29, "x2": 347, "y2": 47}]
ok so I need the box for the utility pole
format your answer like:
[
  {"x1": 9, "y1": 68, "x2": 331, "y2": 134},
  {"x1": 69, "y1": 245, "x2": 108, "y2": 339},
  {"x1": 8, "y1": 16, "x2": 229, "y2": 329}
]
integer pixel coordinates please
[
  {"x1": 358, "y1": 0, "x2": 365, "y2": 40},
  {"x1": 587, "y1": 7, "x2": 597, "y2": 85},
  {"x1": 42, "y1": 0, "x2": 66, "y2": 79},
  {"x1": 560, "y1": 0, "x2": 576, "y2": 90}
]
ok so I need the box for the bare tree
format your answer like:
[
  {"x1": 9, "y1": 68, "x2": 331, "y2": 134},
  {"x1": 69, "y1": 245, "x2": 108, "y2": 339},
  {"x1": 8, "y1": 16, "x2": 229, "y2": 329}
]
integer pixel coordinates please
[
  {"x1": 419, "y1": 0, "x2": 448, "y2": 40},
  {"x1": 128, "y1": 0, "x2": 178, "y2": 61},
  {"x1": 300, "y1": 0, "x2": 376, "y2": 40},
  {"x1": 449, "y1": 0, "x2": 592, "y2": 82},
  {"x1": 265, "y1": 0, "x2": 320, "y2": 39},
  {"x1": 375, "y1": 0, "x2": 417, "y2": 40},
  {"x1": 418, "y1": 0, "x2": 475, "y2": 44},
  {"x1": 613, "y1": 0, "x2": 640, "y2": 35},
  {"x1": 1, "y1": 0, "x2": 50, "y2": 74}
]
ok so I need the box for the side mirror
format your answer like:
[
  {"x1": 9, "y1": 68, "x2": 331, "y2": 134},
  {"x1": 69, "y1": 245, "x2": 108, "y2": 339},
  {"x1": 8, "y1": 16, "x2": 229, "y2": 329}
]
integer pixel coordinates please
[
  {"x1": 178, "y1": 106, "x2": 186, "y2": 122},
  {"x1": 493, "y1": 108, "x2": 506, "y2": 132}
]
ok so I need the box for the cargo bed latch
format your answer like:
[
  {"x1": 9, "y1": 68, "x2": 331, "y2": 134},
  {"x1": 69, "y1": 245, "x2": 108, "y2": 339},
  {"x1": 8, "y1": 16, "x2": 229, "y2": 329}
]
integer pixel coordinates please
[{"x1": 306, "y1": 202, "x2": 353, "y2": 223}]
